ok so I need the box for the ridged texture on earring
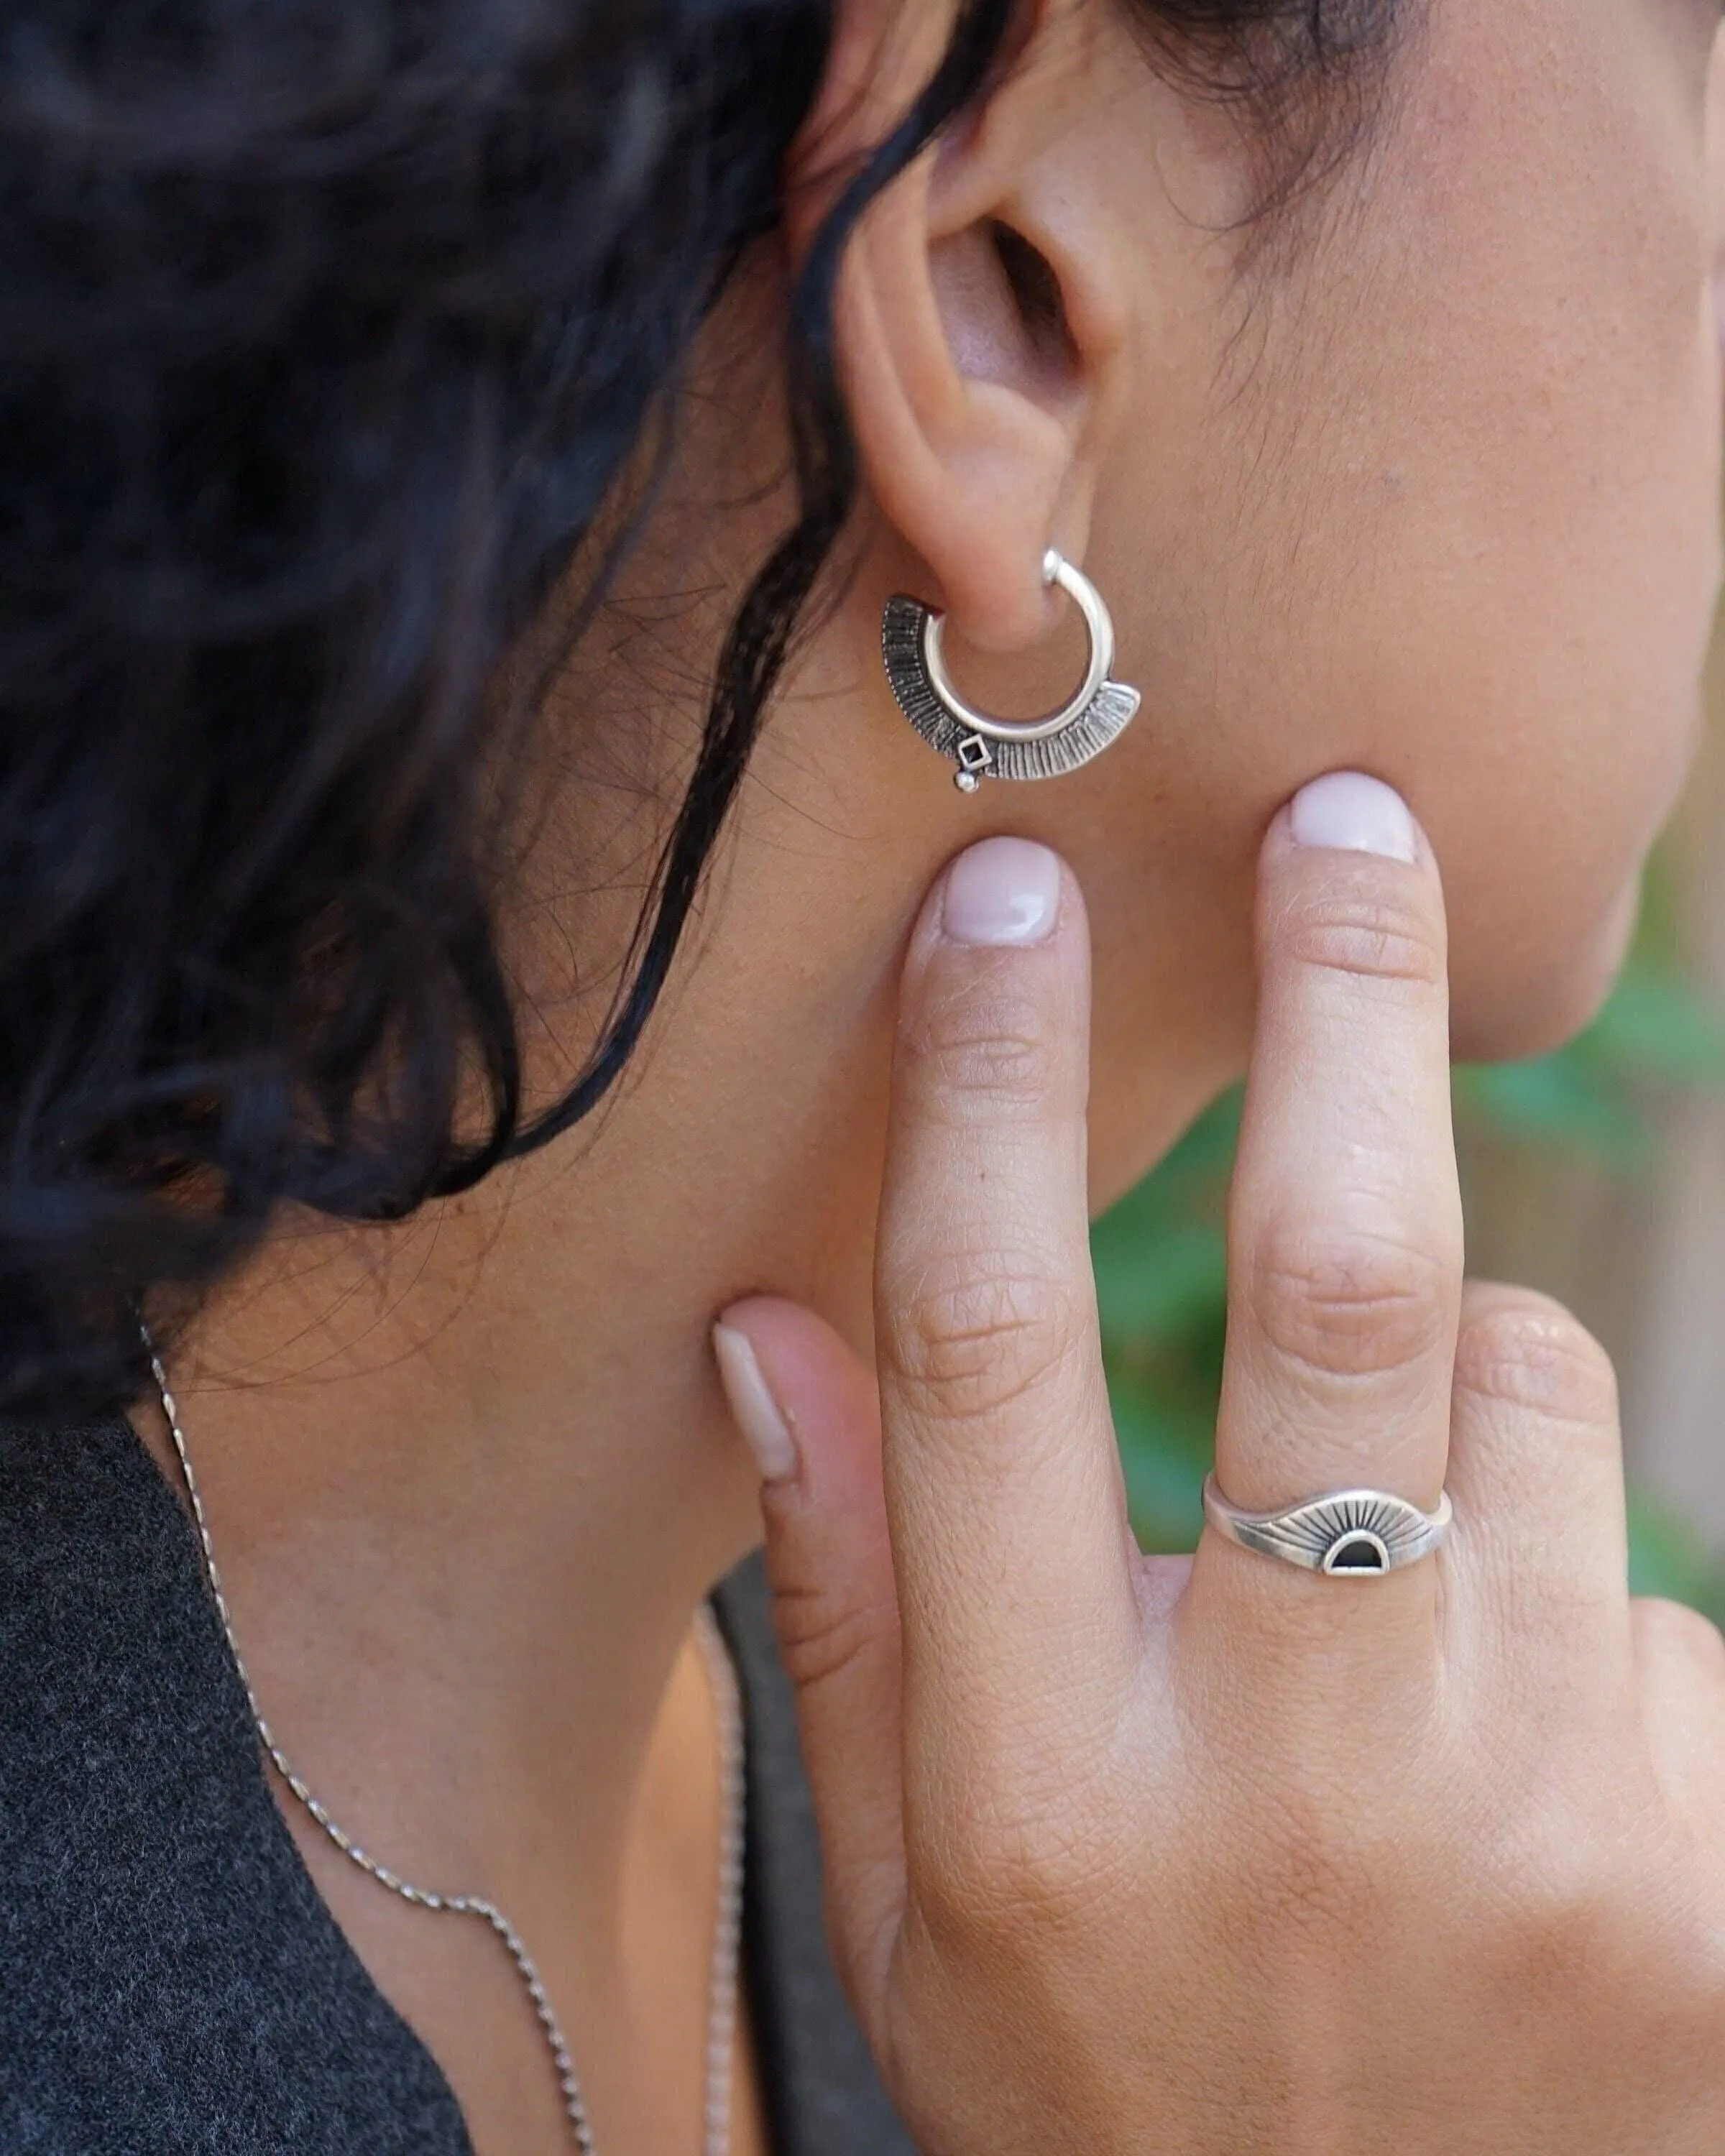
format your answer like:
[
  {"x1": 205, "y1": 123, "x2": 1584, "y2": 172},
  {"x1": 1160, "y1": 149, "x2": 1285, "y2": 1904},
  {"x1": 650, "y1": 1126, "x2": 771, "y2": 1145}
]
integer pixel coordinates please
[{"x1": 881, "y1": 558, "x2": 1141, "y2": 792}]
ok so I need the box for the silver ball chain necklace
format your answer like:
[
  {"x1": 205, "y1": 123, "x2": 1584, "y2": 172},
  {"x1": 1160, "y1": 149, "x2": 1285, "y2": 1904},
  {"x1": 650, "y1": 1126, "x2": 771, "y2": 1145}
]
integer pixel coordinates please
[{"x1": 143, "y1": 1330, "x2": 748, "y2": 2156}]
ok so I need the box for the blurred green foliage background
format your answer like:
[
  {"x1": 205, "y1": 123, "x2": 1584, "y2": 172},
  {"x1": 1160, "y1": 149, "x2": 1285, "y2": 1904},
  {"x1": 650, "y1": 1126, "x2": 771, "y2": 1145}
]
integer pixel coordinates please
[{"x1": 1094, "y1": 853, "x2": 1725, "y2": 1620}]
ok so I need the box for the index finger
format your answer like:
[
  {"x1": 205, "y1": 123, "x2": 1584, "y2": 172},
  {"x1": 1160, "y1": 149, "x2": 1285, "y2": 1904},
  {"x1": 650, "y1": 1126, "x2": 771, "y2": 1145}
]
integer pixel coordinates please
[
  {"x1": 873, "y1": 837, "x2": 1143, "y2": 1749},
  {"x1": 1210, "y1": 772, "x2": 1463, "y2": 1542}
]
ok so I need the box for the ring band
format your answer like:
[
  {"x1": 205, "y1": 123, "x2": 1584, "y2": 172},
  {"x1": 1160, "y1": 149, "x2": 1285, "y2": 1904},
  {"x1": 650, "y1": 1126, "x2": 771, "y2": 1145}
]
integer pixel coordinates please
[{"x1": 1201, "y1": 1473, "x2": 1453, "y2": 1577}]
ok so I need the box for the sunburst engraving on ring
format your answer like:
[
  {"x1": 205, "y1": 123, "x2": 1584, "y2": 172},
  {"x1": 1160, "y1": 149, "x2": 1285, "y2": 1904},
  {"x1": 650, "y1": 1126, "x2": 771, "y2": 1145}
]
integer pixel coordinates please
[
  {"x1": 1200, "y1": 1475, "x2": 1454, "y2": 1577},
  {"x1": 882, "y1": 550, "x2": 1141, "y2": 793}
]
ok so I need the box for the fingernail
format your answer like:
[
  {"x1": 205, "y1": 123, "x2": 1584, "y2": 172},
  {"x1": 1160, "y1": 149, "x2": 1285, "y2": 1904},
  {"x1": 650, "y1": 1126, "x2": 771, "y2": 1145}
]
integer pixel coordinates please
[
  {"x1": 941, "y1": 836, "x2": 1062, "y2": 946},
  {"x1": 1289, "y1": 771, "x2": 1416, "y2": 865},
  {"x1": 712, "y1": 1323, "x2": 799, "y2": 1483}
]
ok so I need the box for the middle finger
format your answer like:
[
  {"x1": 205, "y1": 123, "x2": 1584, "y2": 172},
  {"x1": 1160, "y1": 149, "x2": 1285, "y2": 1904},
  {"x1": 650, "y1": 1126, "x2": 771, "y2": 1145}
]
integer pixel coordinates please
[{"x1": 1210, "y1": 772, "x2": 1463, "y2": 1544}]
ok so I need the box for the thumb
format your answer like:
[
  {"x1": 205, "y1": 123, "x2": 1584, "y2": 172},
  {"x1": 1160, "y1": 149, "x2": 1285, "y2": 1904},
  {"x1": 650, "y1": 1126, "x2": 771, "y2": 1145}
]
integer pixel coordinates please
[{"x1": 712, "y1": 1296, "x2": 905, "y2": 2017}]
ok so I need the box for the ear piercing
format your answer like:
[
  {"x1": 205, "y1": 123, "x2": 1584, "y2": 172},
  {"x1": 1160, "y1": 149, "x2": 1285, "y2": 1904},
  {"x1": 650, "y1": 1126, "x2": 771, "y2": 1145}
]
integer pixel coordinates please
[{"x1": 882, "y1": 550, "x2": 1140, "y2": 793}]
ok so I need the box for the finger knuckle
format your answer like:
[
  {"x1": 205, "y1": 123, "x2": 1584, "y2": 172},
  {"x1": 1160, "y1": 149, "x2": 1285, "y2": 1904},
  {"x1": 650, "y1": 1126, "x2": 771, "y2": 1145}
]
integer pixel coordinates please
[
  {"x1": 1481, "y1": 1831, "x2": 1661, "y2": 2001},
  {"x1": 885, "y1": 1256, "x2": 1087, "y2": 1427},
  {"x1": 1633, "y1": 1594, "x2": 1725, "y2": 1677},
  {"x1": 914, "y1": 1790, "x2": 1114, "y2": 1950},
  {"x1": 1652, "y1": 1899, "x2": 1725, "y2": 2037},
  {"x1": 903, "y1": 979, "x2": 1071, "y2": 1124},
  {"x1": 1469, "y1": 1821, "x2": 1725, "y2": 2056},
  {"x1": 1281, "y1": 886, "x2": 1445, "y2": 995},
  {"x1": 1484, "y1": 1861, "x2": 1615, "y2": 1998},
  {"x1": 765, "y1": 1568, "x2": 888, "y2": 1695},
  {"x1": 1249, "y1": 1217, "x2": 1450, "y2": 1384},
  {"x1": 1453, "y1": 1296, "x2": 1619, "y2": 1431}
]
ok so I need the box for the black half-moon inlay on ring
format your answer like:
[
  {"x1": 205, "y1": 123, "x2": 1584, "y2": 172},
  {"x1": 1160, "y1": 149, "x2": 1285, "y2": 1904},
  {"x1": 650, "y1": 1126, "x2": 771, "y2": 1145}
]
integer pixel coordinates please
[{"x1": 1324, "y1": 1531, "x2": 1391, "y2": 1573}]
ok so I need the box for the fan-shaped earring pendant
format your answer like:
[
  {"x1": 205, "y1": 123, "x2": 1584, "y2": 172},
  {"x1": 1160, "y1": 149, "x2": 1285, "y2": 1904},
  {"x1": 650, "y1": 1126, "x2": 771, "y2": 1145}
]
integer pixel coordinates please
[{"x1": 882, "y1": 550, "x2": 1141, "y2": 794}]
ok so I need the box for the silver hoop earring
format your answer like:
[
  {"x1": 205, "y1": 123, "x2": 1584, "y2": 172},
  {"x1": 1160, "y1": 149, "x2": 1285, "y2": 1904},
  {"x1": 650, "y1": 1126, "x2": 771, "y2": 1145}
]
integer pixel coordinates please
[{"x1": 882, "y1": 550, "x2": 1141, "y2": 795}]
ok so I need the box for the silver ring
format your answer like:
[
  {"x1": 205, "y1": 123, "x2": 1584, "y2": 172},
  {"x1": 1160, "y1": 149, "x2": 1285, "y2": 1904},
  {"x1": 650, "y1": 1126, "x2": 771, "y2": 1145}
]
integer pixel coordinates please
[
  {"x1": 1201, "y1": 1473, "x2": 1453, "y2": 1577},
  {"x1": 923, "y1": 551, "x2": 1113, "y2": 745},
  {"x1": 880, "y1": 549, "x2": 1142, "y2": 793}
]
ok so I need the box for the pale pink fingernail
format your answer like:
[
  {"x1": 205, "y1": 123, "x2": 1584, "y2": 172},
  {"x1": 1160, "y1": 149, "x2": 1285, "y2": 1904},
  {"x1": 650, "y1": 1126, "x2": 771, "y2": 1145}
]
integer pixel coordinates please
[
  {"x1": 941, "y1": 836, "x2": 1062, "y2": 946},
  {"x1": 1289, "y1": 771, "x2": 1416, "y2": 865},
  {"x1": 712, "y1": 1323, "x2": 798, "y2": 1483}
]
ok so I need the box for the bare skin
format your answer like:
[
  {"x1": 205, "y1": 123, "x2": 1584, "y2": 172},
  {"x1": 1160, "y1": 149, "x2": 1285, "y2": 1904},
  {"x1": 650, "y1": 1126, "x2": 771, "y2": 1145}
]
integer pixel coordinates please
[{"x1": 140, "y1": 2, "x2": 1725, "y2": 2152}]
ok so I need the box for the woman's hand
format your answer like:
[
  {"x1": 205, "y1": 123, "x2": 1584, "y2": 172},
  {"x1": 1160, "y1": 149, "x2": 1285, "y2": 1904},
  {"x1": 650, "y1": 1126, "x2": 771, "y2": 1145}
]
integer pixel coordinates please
[{"x1": 714, "y1": 775, "x2": 1725, "y2": 2155}]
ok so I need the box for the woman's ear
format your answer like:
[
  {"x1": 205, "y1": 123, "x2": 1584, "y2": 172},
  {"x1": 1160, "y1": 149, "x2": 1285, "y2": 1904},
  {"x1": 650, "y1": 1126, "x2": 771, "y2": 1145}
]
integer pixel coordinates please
[{"x1": 785, "y1": 4, "x2": 1127, "y2": 655}]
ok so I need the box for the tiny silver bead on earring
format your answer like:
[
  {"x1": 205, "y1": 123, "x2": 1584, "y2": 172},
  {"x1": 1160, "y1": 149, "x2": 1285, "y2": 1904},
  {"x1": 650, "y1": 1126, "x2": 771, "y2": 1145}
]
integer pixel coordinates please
[{"x1": 881, "y1": 549, "x2": 1141, "y2": 793}]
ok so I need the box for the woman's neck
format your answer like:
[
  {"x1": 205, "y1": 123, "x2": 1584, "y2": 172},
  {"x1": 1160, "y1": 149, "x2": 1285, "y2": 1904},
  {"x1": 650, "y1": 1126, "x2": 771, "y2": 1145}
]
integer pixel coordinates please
[
  {"x1": 141, "y1": 1174, "x2": 771, "y2": 1940},
  {"x1": 130, "y1": 1107, "x2": 802, "y2": 2150},
  {"x1": 132, "y1": 787, "x2": 903, "y2": 1934}
]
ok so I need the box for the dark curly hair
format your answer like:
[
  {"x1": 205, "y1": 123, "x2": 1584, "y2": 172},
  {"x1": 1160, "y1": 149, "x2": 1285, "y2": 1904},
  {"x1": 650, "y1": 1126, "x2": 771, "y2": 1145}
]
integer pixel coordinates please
[{"x1": 0, "y1": 0, "x2": 1397, "y2": 1419}]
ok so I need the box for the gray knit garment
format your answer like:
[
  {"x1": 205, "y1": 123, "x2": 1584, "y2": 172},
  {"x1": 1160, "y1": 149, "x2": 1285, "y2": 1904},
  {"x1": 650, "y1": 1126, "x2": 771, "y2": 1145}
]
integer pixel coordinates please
[{"x1": 0, "y1": 1416, "x2": 915, "y2": 2155}]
